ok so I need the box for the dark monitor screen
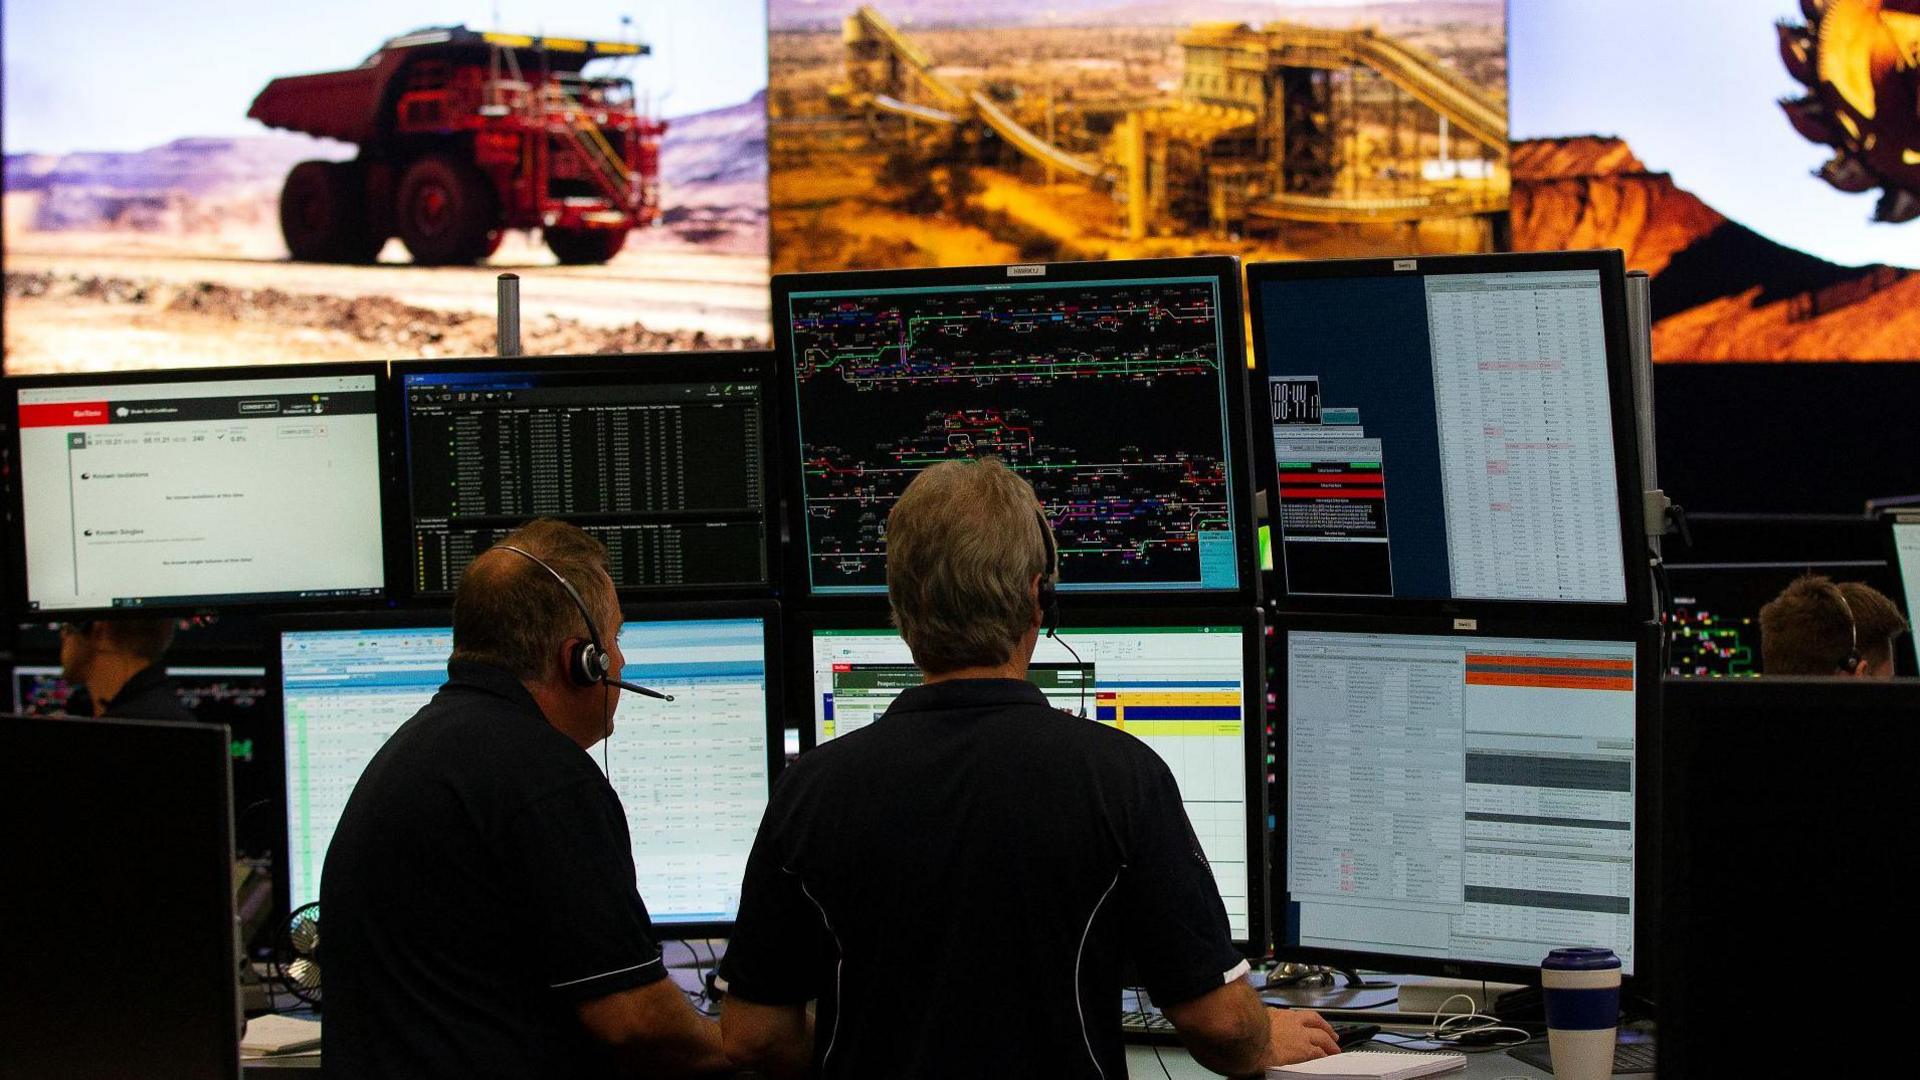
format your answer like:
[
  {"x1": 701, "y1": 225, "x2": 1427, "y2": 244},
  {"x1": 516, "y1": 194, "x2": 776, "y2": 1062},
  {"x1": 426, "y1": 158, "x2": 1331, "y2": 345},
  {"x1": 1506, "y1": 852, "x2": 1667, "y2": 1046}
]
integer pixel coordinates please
[
  {"x1": 775, "y1": 257, "x2": 1256, "y2": 599},
  {"x1": 6, "y1": 365, "x2": 391, "y2": 613},
  {"x1": 277, "y1": 606, "x2": 780, "y2": 933},
  {"x1": 1279, "y1": 626, "x2": 1644, "y2": 979},
  {"x1": 1, "y1": 715, "x2": 238, "y2": 1079},
  {"x1": 11, "y1": 663, "x2": 273, "y2": 845},
  {"x1": 801, "y1": 612, "x2": 1267, "y2": 951},
  {"x1": 1659, "y1": 677, "x2": 1920, "y2": 1077},
  {"x1": 1248, "y1": 252, "x2": 1639, "y2": 608},
  {"x1": 395, "y1": 353, "x2": 774, "y2": 598}
]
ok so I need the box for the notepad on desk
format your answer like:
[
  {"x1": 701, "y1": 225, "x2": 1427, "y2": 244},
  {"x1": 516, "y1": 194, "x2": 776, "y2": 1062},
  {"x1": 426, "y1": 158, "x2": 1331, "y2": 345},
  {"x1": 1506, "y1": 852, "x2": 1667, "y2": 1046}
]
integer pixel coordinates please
[
  {"x1": 1269, "y1": 1049, "x2": 1466, "y2": 1079},
  {"x1": 241, "y1": 1014, "x2": 322, "y2": 1055}
]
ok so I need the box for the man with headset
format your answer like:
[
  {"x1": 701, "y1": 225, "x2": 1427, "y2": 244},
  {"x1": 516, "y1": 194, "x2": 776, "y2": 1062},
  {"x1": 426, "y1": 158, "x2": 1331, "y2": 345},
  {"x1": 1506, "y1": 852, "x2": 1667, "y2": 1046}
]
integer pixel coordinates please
[
  {"x1": 719, "y1": 458, "x2": 1339, "y2": 1078},
  {"x1": 1759, "y1": 573, "x2": 1909, "y2": 678},
  {"x1": 322, "y1": 518, "x2": 728, "y2": 1077}
]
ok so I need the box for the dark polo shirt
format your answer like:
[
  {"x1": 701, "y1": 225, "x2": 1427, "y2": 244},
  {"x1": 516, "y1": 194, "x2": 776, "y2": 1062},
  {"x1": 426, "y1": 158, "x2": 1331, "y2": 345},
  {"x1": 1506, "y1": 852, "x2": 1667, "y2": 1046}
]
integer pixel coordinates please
[
  {"x1": 721, "y1": 677, "x2": 1247, "y2": 1079},
  {"x1": 321, "y1": 660, "x2": 666, "y2": 1079}
]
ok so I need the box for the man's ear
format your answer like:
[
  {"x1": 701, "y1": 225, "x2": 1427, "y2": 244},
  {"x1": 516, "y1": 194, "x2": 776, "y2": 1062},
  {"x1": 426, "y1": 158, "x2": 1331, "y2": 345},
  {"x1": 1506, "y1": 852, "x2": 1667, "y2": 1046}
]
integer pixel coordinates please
[{"x1": 1029, "y1": 573, "x2": 1044, "y2": 630}]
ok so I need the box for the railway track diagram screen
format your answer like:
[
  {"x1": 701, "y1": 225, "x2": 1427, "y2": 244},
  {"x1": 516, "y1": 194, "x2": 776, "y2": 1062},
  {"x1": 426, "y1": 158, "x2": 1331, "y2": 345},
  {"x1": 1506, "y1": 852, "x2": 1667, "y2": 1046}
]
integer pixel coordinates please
[{"x1": 785, "y1": 274, "x2": 1242, "y2": 595}]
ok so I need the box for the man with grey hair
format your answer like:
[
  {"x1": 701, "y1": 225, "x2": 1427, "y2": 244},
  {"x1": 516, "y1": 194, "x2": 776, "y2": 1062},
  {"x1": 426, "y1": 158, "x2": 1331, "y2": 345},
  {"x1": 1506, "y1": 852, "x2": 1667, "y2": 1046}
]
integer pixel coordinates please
[
  {"x1": 720, "y1": 459, "x2": 1337, "y2": 1077},
  {"x1": 322, "y1": 518, "x2": 729, "y2": 1078}
]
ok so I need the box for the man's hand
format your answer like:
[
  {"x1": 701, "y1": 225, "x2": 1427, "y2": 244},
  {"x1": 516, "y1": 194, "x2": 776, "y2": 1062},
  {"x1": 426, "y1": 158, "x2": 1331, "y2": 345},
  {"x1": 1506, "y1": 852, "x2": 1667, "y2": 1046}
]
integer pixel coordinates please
[{"x1": 1266, "y1": 1008, "x2": 1341, "y2": 1065}]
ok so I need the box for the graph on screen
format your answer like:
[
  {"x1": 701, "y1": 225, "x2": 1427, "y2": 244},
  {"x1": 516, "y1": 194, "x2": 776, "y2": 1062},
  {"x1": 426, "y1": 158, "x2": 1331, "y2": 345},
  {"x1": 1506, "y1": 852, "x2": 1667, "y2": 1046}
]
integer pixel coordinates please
[{"x1": 787, "y1": 274, "x2": 1241, "y2": 594}]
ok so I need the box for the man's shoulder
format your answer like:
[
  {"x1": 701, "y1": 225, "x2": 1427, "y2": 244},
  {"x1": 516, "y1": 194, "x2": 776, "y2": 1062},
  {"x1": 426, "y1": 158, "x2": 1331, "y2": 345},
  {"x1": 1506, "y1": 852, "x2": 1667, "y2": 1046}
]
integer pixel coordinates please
[{"x1": 373, "y1": 684, "x2": 597, "y2": 791}]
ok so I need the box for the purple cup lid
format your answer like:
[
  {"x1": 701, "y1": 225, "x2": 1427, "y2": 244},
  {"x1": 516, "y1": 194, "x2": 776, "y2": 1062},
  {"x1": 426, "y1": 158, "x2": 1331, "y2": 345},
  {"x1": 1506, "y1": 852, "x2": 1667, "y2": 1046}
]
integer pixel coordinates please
[{"x1": 1543, "y1": 947, "x2": 1621, "y2": 971}]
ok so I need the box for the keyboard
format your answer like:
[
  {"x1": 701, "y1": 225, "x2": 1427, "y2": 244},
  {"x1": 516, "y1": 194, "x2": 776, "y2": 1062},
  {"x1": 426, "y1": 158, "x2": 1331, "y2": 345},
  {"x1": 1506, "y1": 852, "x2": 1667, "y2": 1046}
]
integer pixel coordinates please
[
  {"x1": 1120, "y1": 1008, "x2": 1379, "y2": 1050},
  {"x1": 1506, "y1": 1038, "x2": 1655, "y2": 1075}
]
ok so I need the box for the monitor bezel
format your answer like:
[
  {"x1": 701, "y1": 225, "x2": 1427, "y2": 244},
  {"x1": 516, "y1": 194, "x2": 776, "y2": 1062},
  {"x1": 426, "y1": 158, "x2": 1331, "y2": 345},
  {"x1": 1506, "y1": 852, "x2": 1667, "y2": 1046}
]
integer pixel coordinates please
[
  {"x1": 771, "y1": 256, "x2": 1263, "y2": 609},
  {"x1": 1884, "y1": 516, "x2": 1920, "y2": 675},
  {"x1": 1245, "y1": 250, "x2": 1652, "y2": 622},
  {"x1": 1268, "y1": 610, "x2": 1660, "y2": 987},
  {"x1": 788, "y1": 601, "x2": 1271, "y2": 957},
  {"x1": 266, "y1": 599, "x2": 786, "y2": 938},
  {"x1": 3, "y1": 362, "x2": 403, "y2": 618},
  {"x1": 387, "y1": 351, "x2": 782, "y2": 604}
]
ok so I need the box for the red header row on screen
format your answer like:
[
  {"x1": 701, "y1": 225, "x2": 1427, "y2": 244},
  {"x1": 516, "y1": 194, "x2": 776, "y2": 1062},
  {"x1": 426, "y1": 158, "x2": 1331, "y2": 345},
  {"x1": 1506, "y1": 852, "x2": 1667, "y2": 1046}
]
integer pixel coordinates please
[{"x1": 18, "y1": 402, "x2": 111, "y2": 427}]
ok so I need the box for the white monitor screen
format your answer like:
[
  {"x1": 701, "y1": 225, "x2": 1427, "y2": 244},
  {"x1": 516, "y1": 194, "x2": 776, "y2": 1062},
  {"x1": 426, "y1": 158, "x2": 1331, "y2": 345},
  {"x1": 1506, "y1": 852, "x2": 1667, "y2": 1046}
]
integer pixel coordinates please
[
  {"x1": 280, "y1": 617, "x2": 772, "y2": 922},
  {"x1": 1253, "y1": 268, "x2": 1628, "y2": 604},
  {"x1": 1284, "y1": 630, "x2": 1639, "y2": 974},
  {"x1": 1897, "y1": 522, "x2": 1920, "y2": 669},
  {"x1": 808, "y1": 624, "x2": 1253, "y2": 941},
  {"x1": 14, "y1": 373, "x2": 387, "y2": 611}
]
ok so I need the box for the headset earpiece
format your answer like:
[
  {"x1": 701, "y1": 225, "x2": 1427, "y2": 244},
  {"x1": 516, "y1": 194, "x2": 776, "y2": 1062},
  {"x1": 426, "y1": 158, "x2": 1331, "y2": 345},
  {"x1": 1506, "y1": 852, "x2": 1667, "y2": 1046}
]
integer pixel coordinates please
[
  {"x1": 1830, "y1": 583, "x2": 1862, "y2": 674},
  {"x1": 572, "y1": 640, "x2": 612, "y2": 688}
]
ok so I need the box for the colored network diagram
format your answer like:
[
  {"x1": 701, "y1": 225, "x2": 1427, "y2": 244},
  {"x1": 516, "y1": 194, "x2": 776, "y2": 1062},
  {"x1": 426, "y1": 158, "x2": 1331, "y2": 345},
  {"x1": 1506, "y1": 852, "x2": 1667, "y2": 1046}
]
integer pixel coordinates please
[{"x1": 786, "y1": 278, "x2": 1241, "y2": 594}]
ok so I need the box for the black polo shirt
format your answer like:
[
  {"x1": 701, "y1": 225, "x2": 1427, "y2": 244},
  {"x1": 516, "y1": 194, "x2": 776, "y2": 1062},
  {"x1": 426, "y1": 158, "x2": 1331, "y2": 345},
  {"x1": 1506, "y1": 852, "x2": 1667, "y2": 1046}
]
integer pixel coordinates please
[
  {"x1": 67, "y1": 664, "x2": 192, "y2": 723},
  {"x1": 720, "y1": 678, "x2": 1248, "y2": 1079},
  {"x1": 321, "y1": 661, "x2": 667, "y2": 1079}
]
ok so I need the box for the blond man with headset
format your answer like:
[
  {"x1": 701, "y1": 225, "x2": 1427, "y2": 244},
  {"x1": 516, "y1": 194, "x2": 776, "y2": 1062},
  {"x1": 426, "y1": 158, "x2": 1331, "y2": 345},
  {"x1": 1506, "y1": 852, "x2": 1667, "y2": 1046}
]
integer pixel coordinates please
[{"x1": 719, "y1": 458, "x2": 1337, "y2": 1078}]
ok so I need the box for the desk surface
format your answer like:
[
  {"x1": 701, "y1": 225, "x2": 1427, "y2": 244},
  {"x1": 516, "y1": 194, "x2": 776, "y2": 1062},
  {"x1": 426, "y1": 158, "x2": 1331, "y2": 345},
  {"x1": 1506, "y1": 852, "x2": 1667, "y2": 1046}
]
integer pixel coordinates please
[
  {"x1": 1125, "y1": 1044, "x2": 1554, "y2": 1078},
  {"x1": 243, "y1": 1044, "x2": 1560, "y2": 1077}
]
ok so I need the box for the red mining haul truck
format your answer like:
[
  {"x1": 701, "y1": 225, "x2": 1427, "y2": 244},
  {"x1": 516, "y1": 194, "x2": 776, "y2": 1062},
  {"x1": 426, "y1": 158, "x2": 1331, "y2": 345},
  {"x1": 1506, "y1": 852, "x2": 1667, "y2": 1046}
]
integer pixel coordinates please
[{"x1": 249, "y1": 25, "x2": 665, "y2": 266}]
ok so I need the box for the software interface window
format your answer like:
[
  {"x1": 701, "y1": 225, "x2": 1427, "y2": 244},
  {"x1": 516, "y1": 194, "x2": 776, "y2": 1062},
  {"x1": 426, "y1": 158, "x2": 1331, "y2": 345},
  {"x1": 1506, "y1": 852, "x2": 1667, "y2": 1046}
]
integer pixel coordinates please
[
  {"x1": 15, "y1": 374, "x2": 386, "y2": 611},
  {"x1": 787, "y1": 275, "x2": 1241, "y2": 595},
  {"x1": 809, "y1": 626, "x2": 1252, "y2": 940},
  {"x1": 1285, "y1": 631, "x2": 1637, "y2": 972},
  {"x1": 401, "y1": 370, "x2": 769, "y2": 595},
  {"x1": 1257, "y1": 270, "x2": 1626, "y2": 604},
  {"x1": 281, "y1": 619, "x2": 772, "y2": 920}
]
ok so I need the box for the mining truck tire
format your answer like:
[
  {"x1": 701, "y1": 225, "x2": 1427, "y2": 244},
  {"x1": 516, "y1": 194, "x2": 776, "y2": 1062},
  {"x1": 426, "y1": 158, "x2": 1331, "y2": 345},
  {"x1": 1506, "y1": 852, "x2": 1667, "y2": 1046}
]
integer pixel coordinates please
[
  {"x1": 396, "y1": 154, "x2": 501, "y2": 265},
  {"x1": 280, "y1": 161, "x2": 385, "y2": 263},
  {"x1": 545, "y1": 227, "x2": 629, "y2": 265}
]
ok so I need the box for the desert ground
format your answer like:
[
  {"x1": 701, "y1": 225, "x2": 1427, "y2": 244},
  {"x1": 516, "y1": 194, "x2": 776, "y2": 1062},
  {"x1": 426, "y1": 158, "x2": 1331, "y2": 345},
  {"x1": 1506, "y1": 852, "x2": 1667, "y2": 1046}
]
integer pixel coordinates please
[{"x1": 3, "y1": 227, "x2": 770, "y2": 373}]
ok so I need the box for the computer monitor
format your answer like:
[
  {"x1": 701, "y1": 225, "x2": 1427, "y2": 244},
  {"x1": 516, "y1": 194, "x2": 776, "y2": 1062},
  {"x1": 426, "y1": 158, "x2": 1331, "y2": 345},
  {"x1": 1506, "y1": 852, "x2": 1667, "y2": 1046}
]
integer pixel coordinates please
[
  {"x1": 1893, "y1": 520, "x2": 1920, "y2": 669},
  {"x1": 393, "y1": 354, "x2": 777, "y2": 599},
  {"x1": 774, "y1": 257, "x2": 1258, "y2": 600},
  {"x1": 2, "y1": 715, "x2": 238, "y2": 1079},
  {"x1": 1663, "y1": 559, "x2": 1905, "y2": 677},
  {"x1": 801, "y1": 612, "x2": 1267, "y2": 949},
  {"x1": 276, "y1": 604, "x2": 781, "y2": 934},
  {"x1": 10, "y1": 663, "x2": 271, "y2": 834},
  {"x1": 1278, "y1": 623, "x2": 1652, "y2": 981},
  {"x1": 1246, "y1": 252, "x2": 1646, "y2": 612},
  {"x1": 5, "y1": 364, "x2": 393, "y2": 614},
  {"x1": 1658, "y1": 676, "x2": 1920, "y2": 1077}
]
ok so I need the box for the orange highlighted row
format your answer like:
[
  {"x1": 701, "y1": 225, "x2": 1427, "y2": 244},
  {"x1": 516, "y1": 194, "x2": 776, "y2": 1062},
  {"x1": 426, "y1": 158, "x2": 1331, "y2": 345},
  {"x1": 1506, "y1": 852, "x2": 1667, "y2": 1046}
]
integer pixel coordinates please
[
  {"x1": 1466, "y1": 654, "x2": 1633, "y2": 672},
  {"x1": 1466, "y1": 672, "x2": 1633, "y2": 691}
]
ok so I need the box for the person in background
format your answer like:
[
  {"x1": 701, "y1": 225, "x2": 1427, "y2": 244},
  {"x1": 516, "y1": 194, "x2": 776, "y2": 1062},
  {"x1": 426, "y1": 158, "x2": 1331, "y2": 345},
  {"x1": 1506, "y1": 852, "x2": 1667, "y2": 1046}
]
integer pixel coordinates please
[
  {"x1": 1759, "y1": 574, "x2": 1909, "y2": 678},
  {"x1": 719, "y1": 458, "x2": 1337, "y2": 1078},
  {"x1": 322, "y1": 519, "x2": 728, "y2": 1078},
  {"x1": 61, "y1": 618, "x2": 190, "y2": 722}
]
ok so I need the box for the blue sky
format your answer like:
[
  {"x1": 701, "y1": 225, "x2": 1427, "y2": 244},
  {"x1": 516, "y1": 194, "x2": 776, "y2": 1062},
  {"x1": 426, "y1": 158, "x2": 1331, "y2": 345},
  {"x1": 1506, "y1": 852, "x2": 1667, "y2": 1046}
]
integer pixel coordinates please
[
  {"x1": 1510, "y1": 0, "x2": 1916, "y2": 268},
  {"x1": 2, "y1": 1, "x2": 767, "y2": 155}
]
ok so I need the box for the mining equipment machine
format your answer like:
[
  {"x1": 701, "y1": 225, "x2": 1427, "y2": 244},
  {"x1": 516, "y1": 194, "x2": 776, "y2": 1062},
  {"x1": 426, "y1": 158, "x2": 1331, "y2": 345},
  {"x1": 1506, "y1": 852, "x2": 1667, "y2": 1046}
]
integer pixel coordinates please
[
  {"x1": 1778, "y1": 0, "x2": 1920, "y2": 223},
  {"x1": 249, "y1": 25, "x2": 665, "y2": 265}
]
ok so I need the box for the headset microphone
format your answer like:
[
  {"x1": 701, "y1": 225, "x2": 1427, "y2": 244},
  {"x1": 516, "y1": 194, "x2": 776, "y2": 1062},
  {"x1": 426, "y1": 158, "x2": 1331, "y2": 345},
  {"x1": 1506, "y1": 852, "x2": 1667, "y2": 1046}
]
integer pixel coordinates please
[
  {"x1": 609, "y1": 677, "x2": 673, "y2": 702},
  {"x1": 497, "y1": 545, "x2": 675, "y2": 702}
]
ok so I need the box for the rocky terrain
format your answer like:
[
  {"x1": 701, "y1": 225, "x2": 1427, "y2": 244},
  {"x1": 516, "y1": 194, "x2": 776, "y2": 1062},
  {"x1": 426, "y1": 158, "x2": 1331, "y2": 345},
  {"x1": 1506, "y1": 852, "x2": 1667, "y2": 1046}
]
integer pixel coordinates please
[{"x1": 1511, "y1": 135, "x2": 1920, "y2": 362}]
